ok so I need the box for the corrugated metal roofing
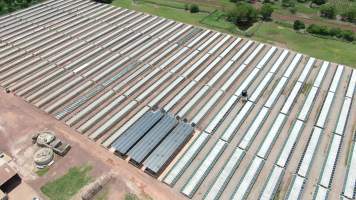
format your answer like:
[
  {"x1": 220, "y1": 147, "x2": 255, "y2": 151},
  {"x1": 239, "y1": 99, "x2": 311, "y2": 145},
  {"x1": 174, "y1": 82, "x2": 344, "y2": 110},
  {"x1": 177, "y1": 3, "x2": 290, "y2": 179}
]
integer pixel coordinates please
[
  {"x1": 143, "y1": 122, "x2": 194, "y2": 174},
  {"x1": 111, "y1": 110, "x2": 163, "y2": 154},
  {"x1": 128, "y1": 114, "x2": 178, "y2": 164}
]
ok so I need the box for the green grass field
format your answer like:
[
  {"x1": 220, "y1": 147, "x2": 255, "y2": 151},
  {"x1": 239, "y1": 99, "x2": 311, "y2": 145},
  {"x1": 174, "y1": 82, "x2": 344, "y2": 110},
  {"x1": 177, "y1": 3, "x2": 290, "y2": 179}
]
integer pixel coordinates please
[
  {"x1": 40, "y1": 165, "x2": 92, "y2": 200},
  {"x1": 252, "y1": 22, "x2": 356, "y2": 66},
  {"x1": 125, "y1": 193, "x2": 141, "y2": 200},
  {"x1": 112, "y1": 0, "x2": 356, "y2": 67},
  {"x1": 112, "y1": 0, "x2": 208, "y2": 26},
  {"x1": 271, "y1": 2, "x2": 318, "y2": 15}
]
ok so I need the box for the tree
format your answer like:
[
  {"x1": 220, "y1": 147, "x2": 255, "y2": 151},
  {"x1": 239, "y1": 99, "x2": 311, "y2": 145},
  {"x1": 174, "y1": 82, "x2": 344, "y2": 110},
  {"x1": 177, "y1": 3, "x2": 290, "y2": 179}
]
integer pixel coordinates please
[
  {"x1": 260, "y1": 4, "x2": 274, "y2": 20},
  {"x1": 289, "y1": 6, "x2": 297, "y2": 14},
  {"x1": 293, "y1": 20, "x2": 305, "y2": 30},
  {"x1": 190, "y1": 4, "x2": 199, "y2": 13},
  {"x1": 0, "y1": 0, "x2": 39, "y2": 15},
  {"x1": 320, "y1": 4, "x2": 336, "y2": 19},
  {"x1": 341, "y1": 7, "x2": 356, "y2": 23},
  {"x1": 312, "y1": 0, "x2": 326, "y2": 6},
  {"x1": 228, "y1": 2, "x2": 258, "y2": 27},
  {"x1": 0, "y1": 2, "x2": 5, "y2": 14}
]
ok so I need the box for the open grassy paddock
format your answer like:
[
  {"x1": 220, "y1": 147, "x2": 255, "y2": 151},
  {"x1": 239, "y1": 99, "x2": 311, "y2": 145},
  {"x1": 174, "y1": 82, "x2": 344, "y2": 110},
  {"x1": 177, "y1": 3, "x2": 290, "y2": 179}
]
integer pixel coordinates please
[
  {"x1": 40, "y1": 165, "x2": 92, "y2": 200},
  {"x1": 254, "y1": 22, "x2": 356, "y2": 66},
  {"x1": 112, "y1": 0, "x2": 356, "y2": 67}
]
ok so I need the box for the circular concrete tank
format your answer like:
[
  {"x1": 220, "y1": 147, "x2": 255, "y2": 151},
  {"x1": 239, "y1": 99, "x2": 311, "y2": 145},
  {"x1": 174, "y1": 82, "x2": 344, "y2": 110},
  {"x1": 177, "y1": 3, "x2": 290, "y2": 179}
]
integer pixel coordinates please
[
  {"x1": 34, "y1": 148, "x2": 54, "y2": 167},
  {"x1": 36, "y1": 131, "x2": 55, "y2": 146}
]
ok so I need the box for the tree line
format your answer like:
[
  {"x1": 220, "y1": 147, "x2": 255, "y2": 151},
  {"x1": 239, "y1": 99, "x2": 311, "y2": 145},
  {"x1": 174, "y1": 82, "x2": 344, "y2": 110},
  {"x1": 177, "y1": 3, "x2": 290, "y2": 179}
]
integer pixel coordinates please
[
  {"x1": 0, "y1": 0, "x2": 42, "y2": 14},
  {"x1": 282, "y1": 0, "x2": 356, "y2": 23},
  {"x1": 294, "y1": 20, "x2": 355, "y2": 41}
]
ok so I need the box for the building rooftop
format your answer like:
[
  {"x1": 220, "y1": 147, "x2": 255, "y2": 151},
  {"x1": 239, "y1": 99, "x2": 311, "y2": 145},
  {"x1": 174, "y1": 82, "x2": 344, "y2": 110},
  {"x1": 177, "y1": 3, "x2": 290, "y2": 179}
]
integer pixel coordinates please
[{"x1": 0, "y1": 164, "x2": 17, "y2": 188}]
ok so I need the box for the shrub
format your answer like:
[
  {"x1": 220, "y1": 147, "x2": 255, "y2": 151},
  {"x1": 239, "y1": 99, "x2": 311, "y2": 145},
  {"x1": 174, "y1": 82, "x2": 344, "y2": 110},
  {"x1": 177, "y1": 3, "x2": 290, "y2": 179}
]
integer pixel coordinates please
[
  {"x1": 320, "y1": 4, "x2": 336, "y2": 19},
  {"x1": 306, "y1": 24, "x2": 329, "y2": 35},
  {"x1": 306, "y1": 24, "x2": 355, "y2": 41},
  {"x1": 293, "y1": 20, "x2": 305, "y2": 30},
  {"x1": 312, "y1": 0, "x2": 326, "y2": 5},
  {"x1": 260, "y1": 4, "x2": 274, "y2": 20},
  {"x1": 329, "y1": 27, "x2": 342, "y2": 37},
  {"x1": 190, "y1": 4, "x2": 200, "y2": 13},
  {"x1": 341, "y1": 30, "x2": 354, "y2": 41}
]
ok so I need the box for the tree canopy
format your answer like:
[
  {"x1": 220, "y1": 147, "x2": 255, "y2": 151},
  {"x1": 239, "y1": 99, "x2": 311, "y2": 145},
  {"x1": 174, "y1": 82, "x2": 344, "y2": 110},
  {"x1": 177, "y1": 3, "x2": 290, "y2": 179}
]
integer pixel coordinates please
[
  {"x1": 320, "y1": 4, "x2": 336, "y2": 19},
  {"x1": 0, "y1": 0, "x2": 40, "y2": 14},
  {"x1": 260, "y1": 4, "x2": 274, "y2": 21},
  {"x1": 228, "y1": 2, "x2": 258, "y2": 28},
  {"x1": 293, "y1": 20, "x2": 306, "y2": 30},
  {"x1": 190, "y1": 4, "x2": 199, "y2": 13},
  {"x1": 341, "y1": 7, "x2": 356, "y2": 23}
]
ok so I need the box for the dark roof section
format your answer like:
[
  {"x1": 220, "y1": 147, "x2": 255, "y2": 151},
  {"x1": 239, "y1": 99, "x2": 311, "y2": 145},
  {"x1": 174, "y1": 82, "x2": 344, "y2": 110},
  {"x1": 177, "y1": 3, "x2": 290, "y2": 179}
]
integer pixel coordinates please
[
  {"x1": 143, "y1": 122, "x2": 194, "y2": 175},
  {"x1": 0, "y1": 164, "x2": 17, "y2": 187},
  {"x1": 111, "y1": 110, "x2": 163, "y2": 154},
  {"x1": 128, "y1": 114, "x2": 178, "y2": 164}
]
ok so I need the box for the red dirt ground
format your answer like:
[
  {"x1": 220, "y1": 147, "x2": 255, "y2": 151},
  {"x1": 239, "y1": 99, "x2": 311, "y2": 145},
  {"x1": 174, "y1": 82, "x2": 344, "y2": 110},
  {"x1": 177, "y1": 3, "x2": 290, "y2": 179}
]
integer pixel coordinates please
[{"x1": 0, "y1": 89, "x2": 184, "y2": 200}]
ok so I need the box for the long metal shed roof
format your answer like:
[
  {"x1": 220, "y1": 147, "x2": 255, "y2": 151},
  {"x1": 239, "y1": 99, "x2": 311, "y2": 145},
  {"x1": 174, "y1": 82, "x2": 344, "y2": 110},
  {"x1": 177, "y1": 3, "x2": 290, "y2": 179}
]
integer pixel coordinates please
[
  {"x1": 128, "y1": 114, "x2": 178, "y2": 164},
  {"x1": 111, "y1": 110, "x2": 163, "y2": 154},
  {"x1": 143, "y1": 122, "x2": 194, "y2": 174}
]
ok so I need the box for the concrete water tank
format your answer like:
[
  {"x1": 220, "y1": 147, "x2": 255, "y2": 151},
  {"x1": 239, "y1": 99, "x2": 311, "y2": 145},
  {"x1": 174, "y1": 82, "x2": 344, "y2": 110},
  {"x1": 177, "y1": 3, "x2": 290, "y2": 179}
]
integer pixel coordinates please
[
  {"x1": 36, "y1": 131, "x2": 56, "y2": 146},
  {"x1": 34, "y1": 148, "x2": 54, "y2": 167}
]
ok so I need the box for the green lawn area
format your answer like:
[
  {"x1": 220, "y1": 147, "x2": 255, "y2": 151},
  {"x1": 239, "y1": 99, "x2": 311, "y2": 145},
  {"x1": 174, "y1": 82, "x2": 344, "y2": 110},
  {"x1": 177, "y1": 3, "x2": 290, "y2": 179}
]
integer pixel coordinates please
[
  {"x1": 40, "y1": 165, "x2": 92, "y2": 200},
  {"x1": 294, "y1": 2, "x2": 318, "y2": 14},
  {"x1": 272, "y1": 3, "x2": 318, "y2": 15},
  {"x1": 112, "y1": 0, "x2": 356, "y2": 67},
  {"x1": 112, "y1": 0, "x2": 208, "y2": 26},
  {"x1": 200, "y1": 10, "x2": 238, "y2": 34},
  {"x1": 252, "y1": 22, "x2": 356, "y2": 67},
  {"x1": 125, "y1": 193, "x2": 141, "y2": 200}
]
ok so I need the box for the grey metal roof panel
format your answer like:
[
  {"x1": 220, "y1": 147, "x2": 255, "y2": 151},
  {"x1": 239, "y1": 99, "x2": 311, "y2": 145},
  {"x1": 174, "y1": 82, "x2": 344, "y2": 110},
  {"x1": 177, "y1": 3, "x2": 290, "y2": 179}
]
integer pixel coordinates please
[
  {"x1": 111, "y1": 110, "x2": 163, "y2": 154},
  {"x1": 128, "y1": 114, "x2": 178, "y2": 163},
  {"x1": 144, "y1": 122, "x2": 194, "y2": 174}
]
